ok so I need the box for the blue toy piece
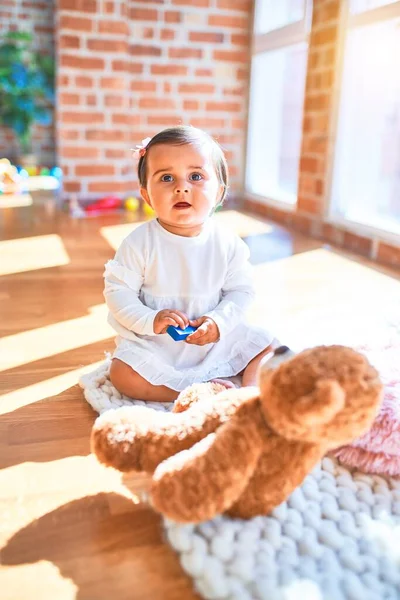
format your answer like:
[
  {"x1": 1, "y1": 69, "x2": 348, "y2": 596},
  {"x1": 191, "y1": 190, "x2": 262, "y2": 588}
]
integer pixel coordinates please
[{"x1": 167, "y1": 325, "x2": 197, "y2": 341}]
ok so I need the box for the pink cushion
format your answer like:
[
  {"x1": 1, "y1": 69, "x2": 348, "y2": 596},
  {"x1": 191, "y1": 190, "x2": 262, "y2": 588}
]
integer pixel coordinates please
[{"x1": 332, "y1": 338, "x2": 400, "y2": 476}]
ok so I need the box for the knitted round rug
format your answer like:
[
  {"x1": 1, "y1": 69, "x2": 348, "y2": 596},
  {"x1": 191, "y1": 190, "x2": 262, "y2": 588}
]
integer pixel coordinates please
[{"x1": 80, "y1": 358, "x2": 400, "y2": 600}]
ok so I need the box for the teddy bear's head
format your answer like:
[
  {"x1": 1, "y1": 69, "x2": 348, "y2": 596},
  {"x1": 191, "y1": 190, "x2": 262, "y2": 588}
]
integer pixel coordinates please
[{"x1": 258, "y1": 345, "x2": 382, "y2": 447}]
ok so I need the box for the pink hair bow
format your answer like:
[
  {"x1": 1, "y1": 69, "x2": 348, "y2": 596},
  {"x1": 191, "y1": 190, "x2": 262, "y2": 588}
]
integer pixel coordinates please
[{"x1": 132, "y1": 137, "x2": 151, "y2": 159}]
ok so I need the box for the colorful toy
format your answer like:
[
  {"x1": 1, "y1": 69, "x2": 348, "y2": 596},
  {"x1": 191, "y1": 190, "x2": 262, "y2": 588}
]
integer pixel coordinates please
[
  {"x1": 167, "y1": 325, "x2": 197, "y2": 341},
  {"x1": 125, "y1": 196, "x2": 139, "y2": 212},
  {"x1": 84, "y1": 195, "x2": 123, "y2": 213},
  {"x1": 0, "y1": 158, "x2": 25, "y2": 194},
  {"x1": 92, "y1": 345, "x2": 382, "y2": 523}
]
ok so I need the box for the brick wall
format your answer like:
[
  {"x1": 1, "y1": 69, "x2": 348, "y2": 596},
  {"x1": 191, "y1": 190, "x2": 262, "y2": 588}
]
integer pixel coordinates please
[
  {"x1": 0, "y1": 0, "x2": 55, "y2": 165},
  {"x1": 244, "y1": 0, "x2": 400, "y2": 270},
  {"x1": 57, "y1": 0, "x2": 252, "y2": 199}
]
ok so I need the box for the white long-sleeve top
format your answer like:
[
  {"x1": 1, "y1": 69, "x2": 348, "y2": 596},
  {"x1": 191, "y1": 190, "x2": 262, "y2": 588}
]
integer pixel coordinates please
[{"x1": 104, "y1": 218, "x2": 273, "y2": 391}]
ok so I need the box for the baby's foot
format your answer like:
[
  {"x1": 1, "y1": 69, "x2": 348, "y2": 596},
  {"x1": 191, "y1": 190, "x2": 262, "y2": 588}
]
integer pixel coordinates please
[{"x1": 210, "y1": 378, "x2": 236, "y2": 389}]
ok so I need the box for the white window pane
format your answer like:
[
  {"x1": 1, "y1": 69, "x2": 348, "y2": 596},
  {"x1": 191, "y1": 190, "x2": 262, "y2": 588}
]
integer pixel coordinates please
[
  {"x1": 331, "y1": 18, "x2": 400, "y2": 234},
  {"x1": 255, "y1": 0, "x2": 305, "y2": 34},
  {"x1": 246, "y1": 43, "x2": 307, "y2": 204},
  {"x1": 350, "y1": 0, "x2": 399, "y2": 15}
]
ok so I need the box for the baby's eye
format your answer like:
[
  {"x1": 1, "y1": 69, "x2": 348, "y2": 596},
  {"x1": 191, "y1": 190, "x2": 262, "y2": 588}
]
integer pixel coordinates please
[
  {"x1": 189, "y1": 172, "x2": 203, "y2": 181},
  {"x1": 161, "y1": 174, "x2": 173, "y2": 182}
]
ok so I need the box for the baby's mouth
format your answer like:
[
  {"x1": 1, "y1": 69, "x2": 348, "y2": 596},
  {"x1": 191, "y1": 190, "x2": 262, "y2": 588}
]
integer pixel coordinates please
[{"x1": 173, "y1": 202, "x2": 191, "y2": 209}]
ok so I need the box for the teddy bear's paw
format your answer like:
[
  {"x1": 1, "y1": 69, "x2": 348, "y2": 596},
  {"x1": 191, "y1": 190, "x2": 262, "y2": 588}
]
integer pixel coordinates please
[{"x1": 172, "y1": 381, "x2": 227, "y2": 413}]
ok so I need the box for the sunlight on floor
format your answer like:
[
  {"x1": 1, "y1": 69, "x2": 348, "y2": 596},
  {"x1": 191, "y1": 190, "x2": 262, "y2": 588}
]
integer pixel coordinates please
[
  {"x1": 100, "y1": 210, "x2": 274, "y2": 251},
  {"x1": 214, "y1": 210, "x2": 274, "y2": 237},
  {"x1": 0, "y1": 194, "x2": 33, "y2": 209},
  {"x1": 0, "y1": 304, "x2": 113, "y2": 372},
  {"x1": 250, "y1": 248, "x2": 400, "y2": 350},
  {"x1": 0, "y1": 360, "x2": 105, "y2": 415},
  {"x1": 0, "y1": 234, "x2": 70, "y2": 276},
  {"x1": 0, "y1": 456, "x2": 139, "y2": 541}
]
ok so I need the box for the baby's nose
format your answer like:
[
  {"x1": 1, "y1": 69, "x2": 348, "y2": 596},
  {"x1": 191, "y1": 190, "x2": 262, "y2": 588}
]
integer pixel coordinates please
[{"x1": 174, "y1": 181, "x2": 189, "y2": 193}]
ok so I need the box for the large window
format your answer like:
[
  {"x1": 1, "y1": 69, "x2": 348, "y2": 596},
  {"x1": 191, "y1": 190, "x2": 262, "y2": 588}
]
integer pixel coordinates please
[
  {"x1": 246, "y1": 1, "x2": 311, "y2": 205},
  {"x1": 331, "y1": 1, "x2": 400, "y2": 236}
]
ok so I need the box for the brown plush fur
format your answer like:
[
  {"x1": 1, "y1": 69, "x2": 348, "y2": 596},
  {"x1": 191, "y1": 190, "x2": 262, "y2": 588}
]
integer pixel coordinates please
[{"x1": 91, "y1": 345, "x2": 382, "y2": 523}]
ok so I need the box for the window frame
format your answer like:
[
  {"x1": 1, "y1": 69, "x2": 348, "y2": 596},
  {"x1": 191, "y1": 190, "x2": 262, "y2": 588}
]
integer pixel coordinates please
[
  {"x1": 326, "y1": 0, "x2": 400, "y2": 245},
  {"x1": 244, "y1": 0, "x2": 313, "y2": 210}
]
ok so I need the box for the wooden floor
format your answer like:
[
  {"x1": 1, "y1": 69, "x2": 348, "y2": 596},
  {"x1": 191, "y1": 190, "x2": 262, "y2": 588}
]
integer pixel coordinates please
[{"x1": 0, "y1": 196, "x2": 399, "y2": 600}]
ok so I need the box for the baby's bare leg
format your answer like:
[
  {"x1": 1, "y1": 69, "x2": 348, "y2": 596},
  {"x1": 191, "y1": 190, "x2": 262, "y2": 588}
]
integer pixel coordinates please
[
  {"x1": 110, "y1": 358, "x2": 179, "y2": 402},
  {"x1": 241, "y1": 339, "x2": 280, "y2": 387}
]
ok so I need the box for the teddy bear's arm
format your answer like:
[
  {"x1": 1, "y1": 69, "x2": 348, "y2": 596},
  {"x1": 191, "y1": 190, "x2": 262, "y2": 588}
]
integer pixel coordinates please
[
  {"x1": 91, "y1": 388, "x2": 257, "y2": 473},
  {"x1": 227, "y1": 442, "x2": 323, "y2": 519},
  {"x1": 150, "y1": 399, "x2": 266, "y2": 523}
]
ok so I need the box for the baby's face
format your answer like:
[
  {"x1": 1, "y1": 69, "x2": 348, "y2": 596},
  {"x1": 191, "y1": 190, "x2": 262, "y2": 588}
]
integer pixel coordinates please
[{"x1": 140, "y1": 142, "x2": 223, "y2": 237}]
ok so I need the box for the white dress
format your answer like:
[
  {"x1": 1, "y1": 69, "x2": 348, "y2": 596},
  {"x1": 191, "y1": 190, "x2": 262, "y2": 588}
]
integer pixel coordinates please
[{"x1": 104, "y1": 218, "x2": 274, "y2": 391}]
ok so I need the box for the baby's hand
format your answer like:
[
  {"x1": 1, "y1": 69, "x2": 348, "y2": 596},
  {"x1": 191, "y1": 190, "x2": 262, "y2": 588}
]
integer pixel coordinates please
[
  {"x1": 186, "y1": 316, "x2": 220, "y2": 346},
  {"x1": 154, "y1": 309, "x2": 190, "y2": 334}
]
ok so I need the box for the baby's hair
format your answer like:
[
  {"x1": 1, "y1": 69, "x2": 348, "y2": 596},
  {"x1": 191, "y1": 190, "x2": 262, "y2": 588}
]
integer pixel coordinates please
[{"x1": 137, "y1": 125, "x2": 229, "y2": 203}]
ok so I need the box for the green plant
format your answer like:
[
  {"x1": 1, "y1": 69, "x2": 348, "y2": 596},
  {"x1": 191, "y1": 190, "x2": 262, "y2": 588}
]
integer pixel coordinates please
[{"x1": 0, "y1": 31, "x2": 55, "y2": 155}]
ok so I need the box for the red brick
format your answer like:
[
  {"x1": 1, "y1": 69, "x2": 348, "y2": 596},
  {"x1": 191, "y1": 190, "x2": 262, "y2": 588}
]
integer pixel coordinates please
[
  {"x1": 195, "y1": 68, "x2": 213, "y2": 77},
  {"x1": 58, "y1": 74, "x2": 70, "y2": 86},
  {"x1": 172, "y1": 0, "x2": 209, "y2": 5},
  {"x1": 63, "y1": 146, "x2": 100, "y2": 158},
  {"x1": 297, "y1": 196, "x2": 321, "y2": 215},
  {"x1": 112, "y1": 114, "x2": 140, "y2": 126},
  {"x1": 129, "y1": 8, "x2": 158, "y2": 20},
  {"x1": 165, "y1": 10, "x2": 181, "y2": 23},
  {"x1": 231, "y1": 33, "x2": 248, "y2": 46},
  {"x1": 59, "y1": 130, "x2": 79, "y2": 140},
  {"x1": 217, "y1": 0, "x2": 251, "y2": 10},
  {"x1": 232, "y1": 118, "x2": 245, "y2": 129},
  {"x1": 151, "y1": 64, "x2": 188, "y2": 75},
  {"x1": 100, "y1": 77, "x2": 126, "y2": 89},
  {"x1": 59, "y1": 92, "x2": 80, "y2": 104},
  {"x1": 377, "y1": 242, "x2": 400, "y2": 267},
  {"x1": 88, "y1": 181, "x2": 131, "y2": 193},
  {"x1": 190, "y1": 117, "x2": 226, "y2": 128},
  {"x1": 87, "y1": 39, "x2": 128, "y2": 53},
  {"x1": 300, "y1": 157, "x2": 319, "y2": 173},
  {"x1": 98, "y1": 20, "x2": 129, "y2": 35},
  {"x1": 130, "y1": 45, "x2": 162, "y2": 56},
  {"x1": 61, "y1": 55, "x2": 105, "y2": 70},
  {"x1": 105, "y1": 149, "x2": 127, "y2": 159},
  {"x1": 184, "y1": 100, "x2": 200, "y2": 110},
  {"x1": 86, "y1": 94, "x2": 97, "y2": 106},
  {"x1": 213, "y1": 49, "x2": 248, "y2": 63},
  {"x1": 75, "y1": 76, "x2": 93, "y2": 87},
  {"x1": 343, "y1": 232, "x2": 373, "y2": 257},
  {"x1": 139, "y1": 97, "x2": 176, "y2": 109},
  {"x1": 179, "y1": 83, "x2": 215, "y2": 94},
  {"x1": 208, "y1": 14, "x2": 248, "y2": 29},
  {"x1": 86, "y1": 130, "x2": 126, "y2": 141},
  {"x1": 64, "y1": 181, "x2": 81, "y2": 193},
  {"x1": 160, "y1": 29, "x2": 175, "y2": 40},
  {"x1": 59, "y1": 0, "x2": 97, "y2": 12},
  {"x1": 59, "y1": 15, "x2": 93, "y2": 31},
  {"x1": 169, "y1": 47, "x2": 203, "y2": 59},
  {"x1": 76, "y1": 165, "x2": 115, "y2": 176},
  {"x1": 304, "y1": 93, "x2": 329, "y2": 111},
  {"x1": 189, "y1": 31, "x2": 224, "y2": 43},
  {"x1": 164, "y1": 82, "x2": 172, "y2": 93},
  {"x1": 311, "y1": 26, "x2": 337, "y2": 46},
  {"x1": 130, "y1": 81, "x2": 157, "y2": 92},
  {"x1": 105, "y1": 94, "x2": 125, "y2": 107},
  {"x1": 61, "y1": 111, "x2": 104, "y2": 124},
  {"x1": 206, "y1": 101, "x2": 241, "y2": 112},
  {"x1": 147, "y1": 115, "x2": 183, "y2": 126},
  {"x1": 59, "y1": 35, "x2": 80, "y2": 49}
]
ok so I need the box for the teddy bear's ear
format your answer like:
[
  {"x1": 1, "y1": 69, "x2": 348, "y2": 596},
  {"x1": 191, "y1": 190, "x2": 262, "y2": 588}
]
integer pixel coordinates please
[{"x1": 293, "y1": 379, "x2": 345, "y2": 427}]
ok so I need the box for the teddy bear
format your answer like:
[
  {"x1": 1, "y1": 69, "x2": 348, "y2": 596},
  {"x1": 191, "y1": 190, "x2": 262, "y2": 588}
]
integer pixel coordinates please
[{"x1": 91, "y1": 345, "x2": 382, "y2": 523}]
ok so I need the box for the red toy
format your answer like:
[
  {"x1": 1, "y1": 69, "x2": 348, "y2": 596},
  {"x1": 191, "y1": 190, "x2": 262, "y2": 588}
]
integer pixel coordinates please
[{"x1": 84, "y1": 195, "x2": 123, "y2": 213}]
